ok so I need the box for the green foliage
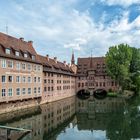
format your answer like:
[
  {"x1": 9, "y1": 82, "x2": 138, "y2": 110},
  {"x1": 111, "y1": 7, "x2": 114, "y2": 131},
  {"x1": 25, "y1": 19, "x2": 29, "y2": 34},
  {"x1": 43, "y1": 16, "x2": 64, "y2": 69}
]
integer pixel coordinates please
[
  {"x1": 107, "y1": 92, "x2": 117, "y2": 97},
  {"x1": 105, "y1": 44, "x2": 140, "y2": 93}
]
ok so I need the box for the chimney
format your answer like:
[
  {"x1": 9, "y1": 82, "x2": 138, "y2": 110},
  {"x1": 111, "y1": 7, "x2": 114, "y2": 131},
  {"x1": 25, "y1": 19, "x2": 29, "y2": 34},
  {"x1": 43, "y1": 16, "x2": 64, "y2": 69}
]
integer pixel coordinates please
[
  {"x1": 19, "y1": 37, "x2": 24, "y2": 41},
  {"x1": 54, "y1": 57, "x2": 57, "y2": 63},
  {"x1": 28, "y1": 41, "x2": 33, "y2": 47},
  {"x1": 63, "y1": 61, "x2": 66, "y2": 66},
  {"x1": 46, "y1": 54, "x2": 49, "y2": 61}
]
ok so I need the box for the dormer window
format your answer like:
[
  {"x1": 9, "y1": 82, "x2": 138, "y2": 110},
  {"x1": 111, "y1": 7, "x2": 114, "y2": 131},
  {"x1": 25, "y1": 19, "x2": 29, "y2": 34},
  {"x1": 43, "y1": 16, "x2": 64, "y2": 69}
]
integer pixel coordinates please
[
  {"x1": 32, "y1": 55, "x2": 35, "y2": 60},
  {"x1": 24, "y1": 53, "x2": 28, "y2": 58},
  {"x1": 5, "y1": 48, "x2": 11, "y2": 54},
  {"x1": 15, "y1": 51, "x2": 20, "y2": 56}
]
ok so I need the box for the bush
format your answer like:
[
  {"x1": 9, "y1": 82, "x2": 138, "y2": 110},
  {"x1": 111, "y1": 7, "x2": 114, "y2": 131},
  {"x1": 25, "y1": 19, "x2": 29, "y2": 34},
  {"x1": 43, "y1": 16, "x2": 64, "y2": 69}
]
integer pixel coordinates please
[{"x1": 107, "y1": 92, "x2": 117, "y2": 97}]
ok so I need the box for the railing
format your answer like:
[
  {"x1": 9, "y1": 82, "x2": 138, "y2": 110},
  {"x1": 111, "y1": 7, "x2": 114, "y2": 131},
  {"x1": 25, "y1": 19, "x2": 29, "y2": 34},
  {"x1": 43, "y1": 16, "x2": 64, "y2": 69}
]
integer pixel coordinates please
[
  {"x1": 0, "y1": 125, "x2": 32, "y2": 140},
  {"x1": 0, "y1": 125, "x2": 32, "y2": 132}
]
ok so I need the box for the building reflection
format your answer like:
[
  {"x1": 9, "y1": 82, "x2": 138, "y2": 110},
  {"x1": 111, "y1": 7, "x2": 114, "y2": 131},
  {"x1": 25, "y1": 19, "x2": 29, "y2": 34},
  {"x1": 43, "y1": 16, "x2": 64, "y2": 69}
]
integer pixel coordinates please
[
  {"x1": 76, "y1": 96, "x2": 140, "y2": 140},
  {"x1": 0, "y1": 96, "x2": 76, "y2": 140},
  {"x1": 41, "y1": 96, "x2": 76, "y2": 140},
  {"x1": 0, "y1": 107, "x2": 42, "y2": 140},
  {"x1": 76, "y1": 96, "x2": 125, "y2": 131},
  {"x1": 76, "y1": 96, "x2": 125, "y2": 114},
  {"x1": 0, "y1": 96, "x2": 140, "y2": 140}
]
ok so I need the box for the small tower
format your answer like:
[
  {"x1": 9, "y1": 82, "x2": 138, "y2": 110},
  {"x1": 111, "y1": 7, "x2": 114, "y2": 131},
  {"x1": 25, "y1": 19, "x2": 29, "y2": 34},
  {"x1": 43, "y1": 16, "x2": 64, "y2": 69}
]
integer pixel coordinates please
[
  {"x1": 71, "y1": 50, "x2": 77, "y2": 74},
  {"x1": 71, "y1": 50, "x2": 75, "y2": 65}
]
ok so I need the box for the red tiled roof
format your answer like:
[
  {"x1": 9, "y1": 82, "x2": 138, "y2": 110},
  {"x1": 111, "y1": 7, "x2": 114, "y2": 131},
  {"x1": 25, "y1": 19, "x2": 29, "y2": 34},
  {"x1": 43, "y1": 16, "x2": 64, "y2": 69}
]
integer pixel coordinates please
[
  {"x1": 38, "y1": 55, "x2": 75, "y2": 75},
  {"x1": 0, "y1": 32, "x2": 76, "y2": 75},
  {"x1": 0, "y1": 32, "x2": 40, "y2": 64},
  {"x1": 77, "y1": 57, "x2": 106, "y2": 76}
]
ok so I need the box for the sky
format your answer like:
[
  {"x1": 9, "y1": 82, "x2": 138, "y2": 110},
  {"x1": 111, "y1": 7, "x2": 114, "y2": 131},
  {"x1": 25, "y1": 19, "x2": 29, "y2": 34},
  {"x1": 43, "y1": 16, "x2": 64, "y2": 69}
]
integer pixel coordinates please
[{"x1": 0, "y1": 0, "x2": 140, "y2": 63}]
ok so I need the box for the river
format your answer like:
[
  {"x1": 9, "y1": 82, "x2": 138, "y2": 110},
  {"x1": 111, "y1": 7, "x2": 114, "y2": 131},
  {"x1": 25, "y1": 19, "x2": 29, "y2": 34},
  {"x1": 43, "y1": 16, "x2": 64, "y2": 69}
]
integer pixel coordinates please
[{"x1": 0, "y1": 95, "x2": 140, "y2": 140}]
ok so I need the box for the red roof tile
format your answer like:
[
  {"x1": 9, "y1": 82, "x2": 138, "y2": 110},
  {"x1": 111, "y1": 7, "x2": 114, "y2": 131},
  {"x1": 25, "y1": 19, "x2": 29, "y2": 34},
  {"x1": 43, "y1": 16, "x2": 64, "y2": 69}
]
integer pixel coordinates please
[
  {"x1": 37, "y1": 55, "x2": 75, "y2": 75},
  {"x1": 0, "y1": 32, "x2": 40, "y2": 64}
]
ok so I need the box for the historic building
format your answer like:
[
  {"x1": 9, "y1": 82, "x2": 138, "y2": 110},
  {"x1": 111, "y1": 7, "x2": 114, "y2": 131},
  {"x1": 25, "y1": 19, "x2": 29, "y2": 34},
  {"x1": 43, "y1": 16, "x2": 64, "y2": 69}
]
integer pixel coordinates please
[
  {"x1": 76, "y1": 57, "x2": 118, "y2": 94},
  {"x1": 0, "y1": 32, "x2": 76, "y2": 113},
  {"x1": 0, "y1": 31, "x2": 119, "y2": 114},
  {"x1": 38, "y1": 54, "x2": 76, "y2": 103},
  {"x1": 0, "y1": 32, "x2": 43, "y2": 111}
]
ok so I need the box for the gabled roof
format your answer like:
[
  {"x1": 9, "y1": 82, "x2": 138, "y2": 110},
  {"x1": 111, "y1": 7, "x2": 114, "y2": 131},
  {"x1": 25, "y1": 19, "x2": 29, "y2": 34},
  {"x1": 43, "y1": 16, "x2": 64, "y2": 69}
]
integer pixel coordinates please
[
  {"x1": 38, "y1": 55, "x2": 75, "y2": 75},
  {"x1": 0, "y1": 32, "x2": 41, "y2": 64},
  {"x1": 77, "y1": 57, "x2": 106, "y2": 76}
]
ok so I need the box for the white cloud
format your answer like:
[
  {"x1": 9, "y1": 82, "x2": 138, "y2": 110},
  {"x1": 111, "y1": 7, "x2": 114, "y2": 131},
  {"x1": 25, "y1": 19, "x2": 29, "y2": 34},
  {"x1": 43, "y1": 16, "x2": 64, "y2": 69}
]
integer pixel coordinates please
[
  {"x1": 64, "y1": 43, "x2": 81, "y2": 50},
  {"x1": 101, "y1": 0, "x2": 140, "y2": 7},
  {"x1": 64, "y1": 37, "x2": 88, "y2": 50},
  {"x1": 1, "y1": 0, "x2": 140, "y2": 61}
]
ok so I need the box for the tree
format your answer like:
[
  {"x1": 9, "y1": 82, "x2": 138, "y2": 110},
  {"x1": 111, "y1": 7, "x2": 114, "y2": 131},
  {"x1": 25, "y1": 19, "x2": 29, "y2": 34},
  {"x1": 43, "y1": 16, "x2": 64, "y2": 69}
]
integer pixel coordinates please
[
  {"x1": 105, "y1": 44, "x2": 132, "y2": 91},
  {"x1": 130, "y1": 48, "x2": 140, "y2": 93}
]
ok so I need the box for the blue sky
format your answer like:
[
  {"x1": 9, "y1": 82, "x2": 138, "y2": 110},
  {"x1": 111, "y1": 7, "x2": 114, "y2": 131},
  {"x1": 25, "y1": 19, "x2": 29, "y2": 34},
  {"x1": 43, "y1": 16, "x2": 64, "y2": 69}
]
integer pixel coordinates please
[{"x1": 0, "y1": 0, "x2": 140, "y2": 63}]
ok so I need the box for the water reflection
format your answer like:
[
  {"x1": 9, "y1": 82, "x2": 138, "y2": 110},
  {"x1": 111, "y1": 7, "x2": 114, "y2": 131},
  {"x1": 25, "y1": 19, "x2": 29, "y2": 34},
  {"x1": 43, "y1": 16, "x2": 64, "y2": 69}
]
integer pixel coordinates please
[{"x1": 0, "y1": 96, "x2": 140, "y2": 140}]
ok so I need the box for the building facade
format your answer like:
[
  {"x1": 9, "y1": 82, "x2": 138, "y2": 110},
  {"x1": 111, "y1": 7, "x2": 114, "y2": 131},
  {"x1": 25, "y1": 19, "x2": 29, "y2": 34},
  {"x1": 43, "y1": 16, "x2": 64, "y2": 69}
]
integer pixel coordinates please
[
  {"x1": 76, "y1": 57, "x2": 118, "y2": 94},
  {"x1": 0, "y1": 32, "x2": 43, "y2": 113},
  {"x1": 38, "y1": 55, "x2": 76, "y2": 103},
  {"x1": 0, "y1": 32, "x2": 119, "y2": 113},
  {"x1": 0, "y1": 32, "x2": 76, "y2": 113}
]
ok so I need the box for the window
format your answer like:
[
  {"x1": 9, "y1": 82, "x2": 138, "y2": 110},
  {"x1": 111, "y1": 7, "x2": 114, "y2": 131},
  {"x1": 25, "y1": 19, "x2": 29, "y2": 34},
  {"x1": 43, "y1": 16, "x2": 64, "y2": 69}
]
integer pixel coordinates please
[
  {"x1": 22, "y1": 63, "x2": 26, "y2": 70},
  {"x1": 2, "y1": 75, "x2": 6, "y2": 83},
  {"x1": 44, "y1": 87, "x2": 47, "y2": 92},
  {"x1": 15, "y1": 51, "x2": 20, "y2": 56},
  {"x1": 44, "y1": 73, "x2": 47, "y2": 76},
  {"x1": 1, "y1": 59, "x2": 6, "y2": 68},
  {"x1": 8, "y1": 76, "x2": 13, "y2": 82},
  {"x1": 34, "y1": 77, "x2": 37, "y2": 83},
  {"x1": 28, "y1": 77, "x2": 31, "y2": 83},
  {"x1": 34, "y1": 65, "x2": 37, "y2": 71},
  {"x1": 2, "y1": 89, "x2": 6, "y2": 97},
  {"x1": 22, "y1": 88, "x2": 26, "y2": 94},
  {"x1": 24, "y1": 53, "x2": 28, "y2": 58},
  {"x1": 8, "y1": 61, "x2": 13, "y2": 68},
  {"x1": 5, "y1": 48, "x2": 10, "y2": 54},
  {"x1": 38, "y1": 87, "x2": 41, "y2": 93},
  {"x1": 28, "y1": 88, "x2": 31, "y2": 94},
  {"x1": 38, "y1": 66, "x2": 41, "y2": 71},
  {"x1": 78, "y1": 83, "x2": 80, "y2": 87},
  {"x1": 48, "y1": 87, "x2": 50, "y2": 91},
  {"x1": 16, "y1": 88, "x2": 20, "y2": 95},
  {"x1": 16, "y1": 76, "x2": 20, "y2": 83},
  {"x1": 32, "y1": 55, "x2": 35, "y2": 60},
  {"x1": 38, "y1": 77, "x2": 41, "y2": 83},
  {"x1": 112, "y1": 82, "x2": 114, "y2": 86},
  {"x1": 34, "y1": 87, "x2": 37, "y2": 94},
  {"x1": 96, "y1": 82, "x2": 98, "y2": 87},
  {"x1": 16, "y1": 62, "x2": 20, "y2": 70},
  {"x1": 27, "y1": 64, "x2": 31, "y2": 71},
  {"x1": 22, "y1": 76, "x2": 26, "y2": 83},
  {"x1": 8, "y1": 88, "x2": 13, "y2": 96}
]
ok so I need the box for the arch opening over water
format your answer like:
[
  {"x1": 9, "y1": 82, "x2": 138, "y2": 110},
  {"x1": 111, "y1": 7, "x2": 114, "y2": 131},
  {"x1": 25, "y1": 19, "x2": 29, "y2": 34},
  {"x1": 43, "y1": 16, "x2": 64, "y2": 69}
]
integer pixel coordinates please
[
  {"x1": 77, "y1": 89, "x2": 90, "y2": 99},
  {"x1": 93, "y1": 89, "x2": 107, "y2": 99}
]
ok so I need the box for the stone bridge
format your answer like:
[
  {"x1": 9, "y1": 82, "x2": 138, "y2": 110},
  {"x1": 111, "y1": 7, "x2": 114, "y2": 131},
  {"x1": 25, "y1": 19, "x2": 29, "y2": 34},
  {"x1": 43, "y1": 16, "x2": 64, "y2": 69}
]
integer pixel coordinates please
[{"x1": 77, "y1": 88, "x2": 107, "y2": 99}]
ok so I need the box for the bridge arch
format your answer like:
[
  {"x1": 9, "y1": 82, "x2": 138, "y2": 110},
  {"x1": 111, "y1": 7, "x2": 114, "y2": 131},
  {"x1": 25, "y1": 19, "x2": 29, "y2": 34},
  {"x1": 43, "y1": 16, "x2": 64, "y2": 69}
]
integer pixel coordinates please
[
  {"x1": 93, "y1": 89, "x2": 107, "y2": 99},
  {"x1": 77, "y1": 89, "x2": 90, "y2": 99}
]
